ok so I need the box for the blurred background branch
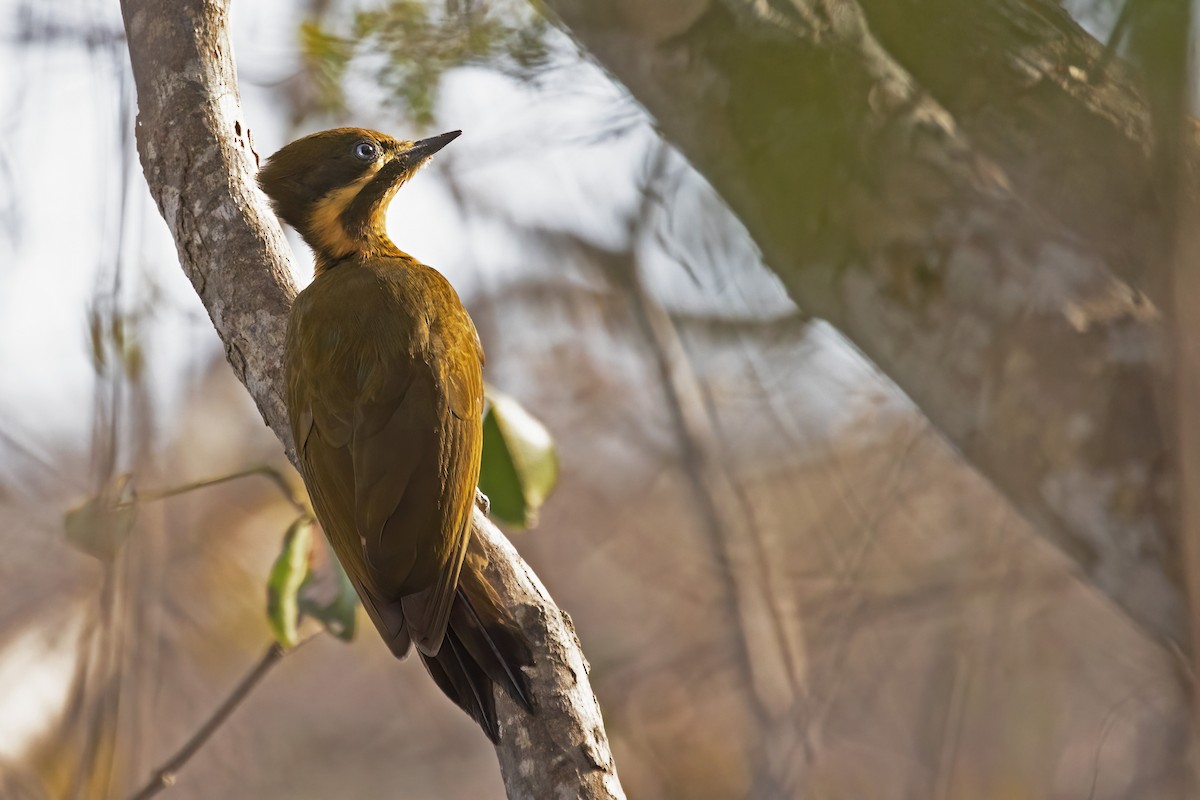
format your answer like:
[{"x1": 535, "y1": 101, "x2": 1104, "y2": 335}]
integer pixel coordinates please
[{"x1": 539, "y1": 0, "x2": 1183, "y2": 644}]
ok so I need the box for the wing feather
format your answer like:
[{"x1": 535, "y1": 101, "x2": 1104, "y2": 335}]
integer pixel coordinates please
[
  {"x1": 285, "y1": 261, "x2": 485, "y2": 659},
  {"x1": 395, "y1": 322, "x2": 483, "y2": 655}
]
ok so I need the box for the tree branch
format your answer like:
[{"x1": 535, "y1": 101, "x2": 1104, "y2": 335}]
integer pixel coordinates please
[
  {"x1": 542, "y1": 0, "x2": 1182, "y2": 643},
  {"x1": 119, "y1": 0, "x2": 625, "y2": 796}
]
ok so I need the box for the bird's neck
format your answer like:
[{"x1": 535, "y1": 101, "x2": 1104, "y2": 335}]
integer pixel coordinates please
[
  {"x1": 300, "y1": 160, "x2": 415, "y2": 276},
  {"x1": 304, "y1": 192, "x2": 404, "y2": 275},
  {"x1": 310, "y1": 228, "x2": 404, "y2": 276}
]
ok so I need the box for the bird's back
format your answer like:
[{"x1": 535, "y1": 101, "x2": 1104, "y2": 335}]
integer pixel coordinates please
[{"x1": 285, "y1": 254, "x2": 483, "y2": 657}]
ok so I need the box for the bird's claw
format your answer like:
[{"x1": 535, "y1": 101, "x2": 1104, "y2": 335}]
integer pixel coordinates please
[{"x1": 475, "y1": 488, "x2": 491, "y2": 516}]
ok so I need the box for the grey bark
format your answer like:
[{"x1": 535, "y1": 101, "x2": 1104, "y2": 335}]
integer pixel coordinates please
[
  {"x1": 119, "y1": 0, "x2": 625, "y2": 797},
  {"x1": 543, "y1": 0, "x2": 1182, "y2": 642}
]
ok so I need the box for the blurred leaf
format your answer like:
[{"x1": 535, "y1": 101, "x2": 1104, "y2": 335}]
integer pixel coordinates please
[
  {"x1": 479, "y1": 409, "x2": 524, "y2": 526},
  {"x1": 299, "y1": 551, "x2": 358, "y2": 642},
  {"x1": 64, "y1": 473, "x2": 136, "y2": 562},
  {"x1": 115, "y1": 312, "x2": 143, "y2": 381},
  {"x1": 110, "y1": 314, "x2": 125, "y2": 352},
  {"x1": 299, "y1": 20, "x2": 352, "y2": 115},
  {"x1": 86, "y1": 306, "x2": 145, "y2": 380},
  {"x1": 303, "y1": 0, "x2": 550, "y2": 125},
  {"x1": 87, "y1": 306, "x2": 106, "y2": 375},
  {"x1": 479, "y1": 386, "x2": 558, "y2": 528},
  {"x1": 266, "y1": 515, "x2": 313, "y2": 648},
  {"x1": 123, "y1": 340, "x2": 144, "y2": 381}
]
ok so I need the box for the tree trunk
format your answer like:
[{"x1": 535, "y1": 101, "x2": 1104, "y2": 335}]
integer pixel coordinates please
[
  {"x1": 543, "y1": 0, "x2": 1183, "y2": 643},
  {"x1": 119, "y1": 0, "x2": 626, "y2": 797}
]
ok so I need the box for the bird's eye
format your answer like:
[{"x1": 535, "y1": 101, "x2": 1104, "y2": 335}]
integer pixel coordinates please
[{"x1": 353, "y1": 141, "x2": 378, "y2": 161}]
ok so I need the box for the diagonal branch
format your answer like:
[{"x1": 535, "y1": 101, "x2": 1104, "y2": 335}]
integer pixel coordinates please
[
  {"x1": 543, "y1": 0, "x2": 1182, "y2": 644},
  {"x1": 118, "y1": 0, "x2": 625, "y2": 797}
]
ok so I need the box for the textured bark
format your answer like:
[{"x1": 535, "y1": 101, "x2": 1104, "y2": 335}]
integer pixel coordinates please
[
  {"x1": 543, "y1": 0, "x2": 1182, "y2": 642},
  {"x1": 119, "y1": 0, "x2": 625, "y2": 797}
]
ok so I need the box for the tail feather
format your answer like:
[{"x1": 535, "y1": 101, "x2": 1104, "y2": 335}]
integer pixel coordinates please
[
  {"x1": 419, "y1": 577, "x2": 533, "y2": 741},
  {"x1": 453, "y1": 579, "x2": 534, "y2": 711},
  {"x1": 423, "y1": 627, "x2": 501, "y2": 741}
]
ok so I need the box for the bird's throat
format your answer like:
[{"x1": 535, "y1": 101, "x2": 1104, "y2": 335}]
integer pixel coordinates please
[{"x1": 304, "y1": 164, "x2": 402, "y2": 274}]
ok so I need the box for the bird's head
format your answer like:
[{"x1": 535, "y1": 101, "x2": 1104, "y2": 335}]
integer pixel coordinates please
[{"x1": 258, "y1": 127, "x2": 460, "y2": 272}]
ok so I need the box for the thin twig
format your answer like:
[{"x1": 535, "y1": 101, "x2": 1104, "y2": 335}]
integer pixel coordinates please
[
  {"x1": 127, "y1": 637, "x2": 312, "y2": 800},
  {"x1": 127, "y1": 465, "x2": 311, "y2": 516},
  {"x1": 1087, "y1": 0, "x2": 1135, "y2": 83}
]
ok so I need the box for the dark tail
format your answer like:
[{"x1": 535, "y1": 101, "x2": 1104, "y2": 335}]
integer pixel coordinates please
[{"x1": 420, "y1": 566, "x2": 534, "y2": 743}]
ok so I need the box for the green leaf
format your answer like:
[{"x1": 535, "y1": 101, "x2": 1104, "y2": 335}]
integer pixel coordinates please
[
  {"x1": 266, "y1": 516, "x2": 314, "y2": 648},
  {"x1": 299, "y1": 20, "x2": 353, "y2": 114},
  {"x1": 87, "y1": 307, "x2": 106, "y2": 375},
  {"x1": 303, "y1": 0, "x2": 550, "y2": 128},
  {"x1": 299, "y1": 548, "x2": 358, "y2": 642},
  {"x1": 64, "y1": 474, "x2": 137, "y2": 562},
  {"x1": 479, "y1": 387, "x2": 558, "y2": 529}
]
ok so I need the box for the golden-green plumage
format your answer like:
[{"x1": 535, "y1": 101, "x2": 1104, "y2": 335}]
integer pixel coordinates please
[
  {"x1": 260, "y1": 127, "x2": 531, "y2": 742},
  {"x1": 286, "y1": 254, "x2": 483, "y2": 654}
]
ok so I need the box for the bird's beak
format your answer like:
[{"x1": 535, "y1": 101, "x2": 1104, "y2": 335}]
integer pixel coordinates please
[{"x1": 405, "y1": 130, "x2": 462, "y2": 163}]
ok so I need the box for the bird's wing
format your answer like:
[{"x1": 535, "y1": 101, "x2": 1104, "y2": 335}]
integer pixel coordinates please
[
  {"x1": 284, "y1": 291, "x2": 423, "y2": 657},
  {"x1": 286, "y1": 275, "x2": 484, "y2": 658},
  {"x1": 396, "y1": 315, "x2": 484, "y2": 656}
]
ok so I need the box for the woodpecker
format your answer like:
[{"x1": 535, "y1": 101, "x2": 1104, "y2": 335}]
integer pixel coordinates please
[{"x1": 258, "y1": 128, "x2": 531, "y2": 742}]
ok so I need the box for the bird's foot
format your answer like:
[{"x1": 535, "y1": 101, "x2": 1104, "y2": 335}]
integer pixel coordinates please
[{"x1": 475, "y1": 488, "x2": 491, "y2": 516}]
